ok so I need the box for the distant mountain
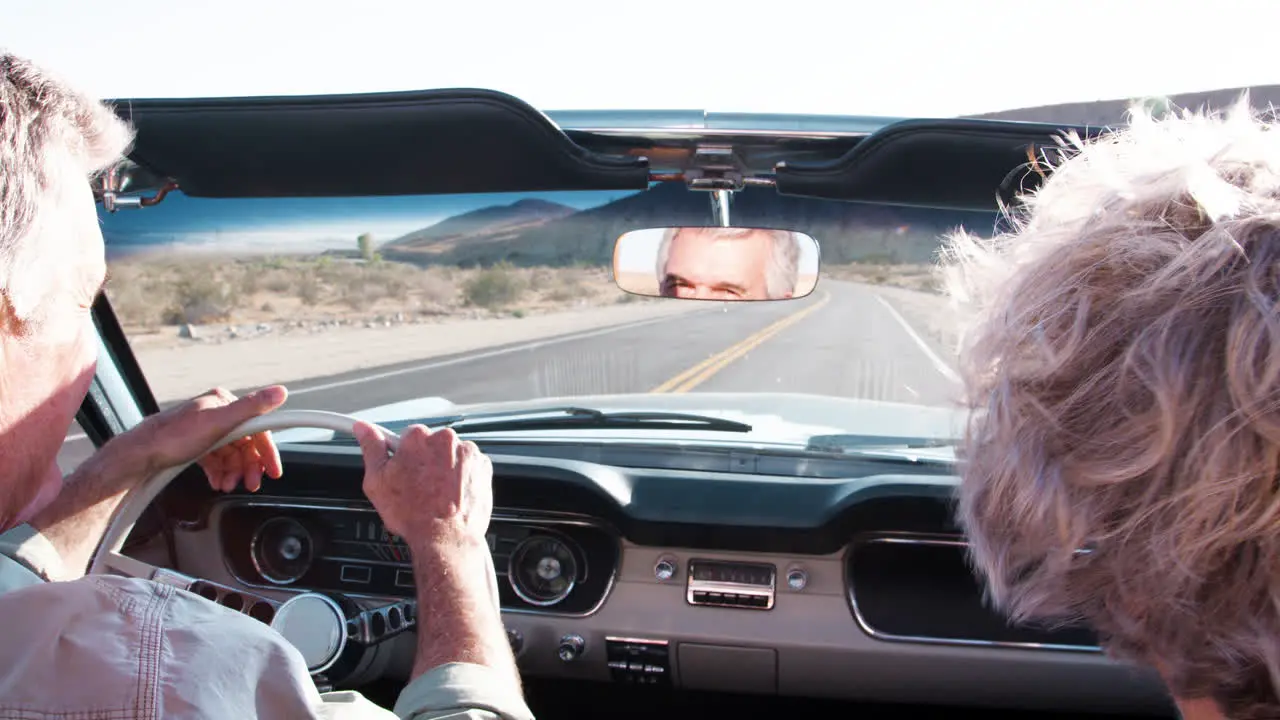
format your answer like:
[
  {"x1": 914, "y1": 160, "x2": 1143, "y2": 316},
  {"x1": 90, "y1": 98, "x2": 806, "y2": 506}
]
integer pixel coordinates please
[
  {"x1": 383, "y1": 198, "x2": 576, "y2": 257},
  {"x1": 970, "y1": 85, "x2": 1280, "y2": 126},
  {"x1": 385, "y1": 182, "x2": 996, "y2": 268}
]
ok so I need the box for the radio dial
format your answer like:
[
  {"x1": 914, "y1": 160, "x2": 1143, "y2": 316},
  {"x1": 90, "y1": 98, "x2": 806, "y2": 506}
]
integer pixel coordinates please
[
  {"x1": 654, "y1": 557, "x2": 676, "y2": 581},
  {"x1": 786, "y1": 567, "x2": 808, "y2": 591},
  {"x1": 506, "y1": 627, "x2": 524, "y2": 655},
  {"x1": 557, "y1": 634, "x2": 585, "y2": 662}
]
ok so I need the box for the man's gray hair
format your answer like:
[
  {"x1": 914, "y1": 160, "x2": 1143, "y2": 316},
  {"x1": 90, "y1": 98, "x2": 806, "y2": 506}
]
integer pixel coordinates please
[
  {"x1": 1, "y1": 52, "x2": 133, "y2": 325},
  {"x1": 656, "y1": 226, "x2": 801, "y2": 298}
]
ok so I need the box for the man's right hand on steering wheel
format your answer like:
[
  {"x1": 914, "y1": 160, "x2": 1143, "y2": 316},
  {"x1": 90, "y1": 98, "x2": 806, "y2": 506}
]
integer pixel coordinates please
[
  {"x1": 352, "y1": 421, "x2": 494, "y2": 556},
  {"x1": 351, "y1": 420, "x2": 519, "y2": 686}
]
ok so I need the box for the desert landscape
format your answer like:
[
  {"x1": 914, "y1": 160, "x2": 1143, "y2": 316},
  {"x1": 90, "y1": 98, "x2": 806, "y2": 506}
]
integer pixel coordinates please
[
  {"x1": 107, "y1": 255, "x2": 918, "y2": 341},
  {"x1": 100, "y1": 179, "x2": 972, "y2": 402},
  {"x1": 107, "y1": 255, "x2": 648, "y2": 349}
]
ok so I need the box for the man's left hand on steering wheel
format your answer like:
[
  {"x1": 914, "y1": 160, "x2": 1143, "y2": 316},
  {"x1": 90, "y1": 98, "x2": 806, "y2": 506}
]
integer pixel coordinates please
[{"x1": 124, "y1": 385, "x2": 288, "y2": 493}]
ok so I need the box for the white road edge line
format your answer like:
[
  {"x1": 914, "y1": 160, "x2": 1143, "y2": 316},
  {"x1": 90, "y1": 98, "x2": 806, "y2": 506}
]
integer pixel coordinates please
[
  {"x1": 288, "y1": 310, "x2": 708, "y2": 397},
  {"x1": 873, "y1": 295, "x2": 961, "y2": 385}
]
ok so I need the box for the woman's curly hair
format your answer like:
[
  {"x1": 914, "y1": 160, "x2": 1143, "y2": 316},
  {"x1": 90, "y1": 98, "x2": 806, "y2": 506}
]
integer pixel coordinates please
[{"x1": 941, "y1": 97, "x2": 1280, "y2": 719}]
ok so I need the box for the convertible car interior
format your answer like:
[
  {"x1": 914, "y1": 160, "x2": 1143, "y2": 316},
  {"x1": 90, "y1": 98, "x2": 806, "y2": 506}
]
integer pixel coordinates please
[{"x1": 78, "y1": 88, "x2": 1177, "y2": 718}]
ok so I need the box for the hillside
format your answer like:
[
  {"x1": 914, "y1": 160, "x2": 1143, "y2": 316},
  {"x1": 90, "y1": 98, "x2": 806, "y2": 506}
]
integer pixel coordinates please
[
  {"x1": 383, "y1": 198, "x2": 576, "y2": 256},
  {"x1": 380, "y1": 182, "x2": 994, "y2": 269},
  {"x1": 971, "y1": 85, "x2": 1280, "y2": 125}
]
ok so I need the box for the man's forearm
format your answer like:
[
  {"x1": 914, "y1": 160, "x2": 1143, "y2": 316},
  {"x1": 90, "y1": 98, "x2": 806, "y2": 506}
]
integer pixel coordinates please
[
  {"x1": 29, "y1": 437, "x2": 149, "y2": 578},
  {"x1": 410, "y1": 538, "x2": 520, "y2": 688}
]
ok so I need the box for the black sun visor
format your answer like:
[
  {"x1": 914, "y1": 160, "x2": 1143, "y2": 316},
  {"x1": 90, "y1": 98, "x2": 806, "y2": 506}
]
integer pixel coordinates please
[
  {"x1": 106, "y1": 88, "x2": 652, "y2": 198},
  {"x1": 773, "y1": 118, "x2": 1104, "y2": 211},
  {"x1": 105, "y1": 88, "x2": 1105, "y2": 212}
]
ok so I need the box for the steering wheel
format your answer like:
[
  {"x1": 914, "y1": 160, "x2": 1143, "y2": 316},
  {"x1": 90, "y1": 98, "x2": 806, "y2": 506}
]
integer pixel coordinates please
[{"x1": 88, "y1": 409, "x2": 503, "y2": 675}]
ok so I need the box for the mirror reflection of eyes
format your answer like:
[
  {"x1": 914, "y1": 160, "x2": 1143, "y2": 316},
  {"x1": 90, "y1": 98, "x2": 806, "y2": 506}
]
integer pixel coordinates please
[
  {"x1": 613, "y1": 226, "x2": 820, "y2": 302},
  {"x1": 661, "y1": 274, "x2": 748, "y2": 300}
]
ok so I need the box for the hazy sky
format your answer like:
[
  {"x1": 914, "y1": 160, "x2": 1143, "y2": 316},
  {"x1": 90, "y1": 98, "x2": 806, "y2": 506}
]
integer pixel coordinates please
[{"x1": 10, "y1": 0, "x2": 1280, "y2": 117}]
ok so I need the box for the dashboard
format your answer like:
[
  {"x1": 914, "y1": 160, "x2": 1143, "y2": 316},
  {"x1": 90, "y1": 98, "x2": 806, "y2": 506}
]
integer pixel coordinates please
[
  {"x1": 220, "y1": 502, "x2": 616, "y2": 616},
  {"x1": 127, "y1": 441, "x2": 1174, "y2": 716}
]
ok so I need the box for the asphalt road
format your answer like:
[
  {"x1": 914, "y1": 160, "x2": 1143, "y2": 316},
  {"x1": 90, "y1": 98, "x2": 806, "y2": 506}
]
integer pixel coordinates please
[{"x1": 57, "y1": 281, "x2": 960, "y2": 473}]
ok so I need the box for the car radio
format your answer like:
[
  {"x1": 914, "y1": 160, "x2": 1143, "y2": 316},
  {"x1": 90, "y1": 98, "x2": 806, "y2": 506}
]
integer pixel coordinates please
[{"x1": 685, "y1": 559, "x2": 775, "y2": 610}]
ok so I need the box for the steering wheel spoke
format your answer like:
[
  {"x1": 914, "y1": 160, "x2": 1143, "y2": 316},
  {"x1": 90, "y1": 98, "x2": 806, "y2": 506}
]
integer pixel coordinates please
[{"x1": 99, "y1": 550, "x2": 162, "y2": 580}]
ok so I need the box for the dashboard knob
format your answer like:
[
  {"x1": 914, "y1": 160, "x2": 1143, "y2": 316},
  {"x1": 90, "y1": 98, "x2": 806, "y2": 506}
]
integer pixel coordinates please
[
  {"x1": 654, "y1": 558, "x2": 677, "y2": 581},
  {"x1": 506, "y1": 627, "x2": 524, "y2": 654},
  {"x1": 557, "y1": 634, "x2": 585, "y2": 662},
  {"x1": 786, "y1": 568, "x2": 808, "y2": 591}
]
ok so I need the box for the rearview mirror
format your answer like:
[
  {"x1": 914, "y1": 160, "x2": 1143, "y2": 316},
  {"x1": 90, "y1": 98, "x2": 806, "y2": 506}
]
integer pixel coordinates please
[{"x1": 612, "y1": 227, "x2": 819, "y2": 301}]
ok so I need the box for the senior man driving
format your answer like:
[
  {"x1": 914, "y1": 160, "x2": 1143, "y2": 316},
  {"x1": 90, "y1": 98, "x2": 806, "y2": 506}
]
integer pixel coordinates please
[{"x1": 0, "y1": 53, "x2": 531, "y2": 719}]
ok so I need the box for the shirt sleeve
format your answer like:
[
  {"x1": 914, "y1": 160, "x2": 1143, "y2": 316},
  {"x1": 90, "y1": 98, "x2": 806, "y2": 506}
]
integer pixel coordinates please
[
  {"x1": 315, "y1": 690, "x2": 402, "y2": 719},
  {"x1": 393, "y1": 663, "x2": 535, "y2": 720},
  {"x1": 310, "y1": 663, "x2": 534, "y2": 720},
  {"x1": 0, "y1": 523, "x2": 70, "y2": 591}
]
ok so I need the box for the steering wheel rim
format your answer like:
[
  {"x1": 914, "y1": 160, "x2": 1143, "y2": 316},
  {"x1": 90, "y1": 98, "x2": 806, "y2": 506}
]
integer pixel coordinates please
[{"x1": 88, "y1": 409, "x2": 502, "y2": 615}]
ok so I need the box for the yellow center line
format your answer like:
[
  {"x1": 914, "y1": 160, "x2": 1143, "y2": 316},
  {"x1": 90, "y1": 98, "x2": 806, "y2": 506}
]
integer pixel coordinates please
[{"x1": 650, "y1": 291, "x2": 832, "y2": 394}]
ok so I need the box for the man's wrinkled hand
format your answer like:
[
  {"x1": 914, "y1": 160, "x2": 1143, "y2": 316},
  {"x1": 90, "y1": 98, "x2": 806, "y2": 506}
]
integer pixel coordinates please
[
  {"x1": 128, "y1": 386, "x2": 289, "y2": 492},
  {"x1": 352, "y1": 421, "x2": 493, "y2": 550}
]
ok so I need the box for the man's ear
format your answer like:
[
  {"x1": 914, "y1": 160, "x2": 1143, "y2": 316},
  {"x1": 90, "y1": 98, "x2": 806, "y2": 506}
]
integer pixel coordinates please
[
  {"x1": 0, "y1": 291, "x2": 33, "y2": 339},
  {"x1": 0, "y1": 292, "x2": 18, "y2": 334}
]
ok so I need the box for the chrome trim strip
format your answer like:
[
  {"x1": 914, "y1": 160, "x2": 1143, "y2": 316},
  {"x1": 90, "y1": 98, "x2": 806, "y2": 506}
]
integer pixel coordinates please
[
  {"x1": 843, "y1": 532, "x2": 1102, "y2": 654},
  {"x1": 215, "y1": 498, "x2": 619, "y2": 618},
  {"x1": 605, "y1": 636, "x2": 670, "y2": 646},
  {"x1": 317, "y1": 554, "x2": 428, "y2": 570},
  {"x1": 223, "y1": 497, "x2": 608, "y2": 527},
  {"x1": 567, "y1": 126, "x2": 873, "y2": 139}
]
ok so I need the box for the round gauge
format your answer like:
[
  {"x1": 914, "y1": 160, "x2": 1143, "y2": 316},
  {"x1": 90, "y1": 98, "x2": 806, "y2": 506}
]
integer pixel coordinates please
[
  {"x1": 508, "y1": 535, "x2": 578, "y2": 606},
  {"x1": 251, "y1": 517, "x2": 314, "y2": 585}
]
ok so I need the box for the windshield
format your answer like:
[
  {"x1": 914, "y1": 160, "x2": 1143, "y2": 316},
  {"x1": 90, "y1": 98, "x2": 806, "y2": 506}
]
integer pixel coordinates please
[
  {"x1": 29, "y1": 2, "x2": 1273, "y2": 471},
  {"x1": 89, "y1": 182, "x2": 985, "y2": 454}
]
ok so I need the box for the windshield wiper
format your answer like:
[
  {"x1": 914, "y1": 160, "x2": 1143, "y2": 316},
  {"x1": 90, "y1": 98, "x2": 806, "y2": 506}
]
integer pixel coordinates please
[
  {"x1": 426, "y1": 406, "x2": 753, "y2": 434},
  {"x1": 805, "y1": 434, "x2": 956, "y2": 453}
]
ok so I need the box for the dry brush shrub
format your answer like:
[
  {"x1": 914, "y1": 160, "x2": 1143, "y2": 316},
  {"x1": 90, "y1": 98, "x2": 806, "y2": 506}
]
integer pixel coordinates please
[
  {"x1": 462, "y1": 263, "x2": 527, "y2": 308},
  {"x1": 106, "y1": 253, "x2": 621, "y2": 326}
]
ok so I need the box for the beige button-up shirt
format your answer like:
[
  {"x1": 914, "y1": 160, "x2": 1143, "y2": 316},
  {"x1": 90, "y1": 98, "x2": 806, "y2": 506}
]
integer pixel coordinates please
[{"x1": 0, "y1": 524, "x2": 535, "y2": 719}]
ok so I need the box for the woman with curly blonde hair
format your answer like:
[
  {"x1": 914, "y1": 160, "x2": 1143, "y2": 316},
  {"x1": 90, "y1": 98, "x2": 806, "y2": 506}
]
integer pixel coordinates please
[{"x1": 942, "y1": 98, "x2": 1280, "y2": 720}]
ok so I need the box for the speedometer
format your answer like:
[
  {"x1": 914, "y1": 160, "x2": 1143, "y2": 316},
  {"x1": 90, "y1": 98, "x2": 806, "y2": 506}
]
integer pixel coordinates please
[
  {"x1": 508, "y1": 534, "x2": 578, "y2": 606},
  {"x1": 251, "y1": 516, "x2": 314, "y2": 585}
]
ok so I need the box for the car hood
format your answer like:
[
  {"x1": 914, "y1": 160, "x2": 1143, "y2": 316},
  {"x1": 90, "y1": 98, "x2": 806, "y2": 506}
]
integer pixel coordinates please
[{"x1": 273, "y1": 392, "x2": 964, "y2": 457}]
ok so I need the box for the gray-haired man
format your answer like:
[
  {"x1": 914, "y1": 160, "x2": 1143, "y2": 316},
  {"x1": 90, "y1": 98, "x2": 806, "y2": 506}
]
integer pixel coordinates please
[
  {"x1": 0, "y1": 51, "x2": 531, "y2": 719},
  {"x1": 656, "y1": 226, "x2": 801, "y2": 300}
]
